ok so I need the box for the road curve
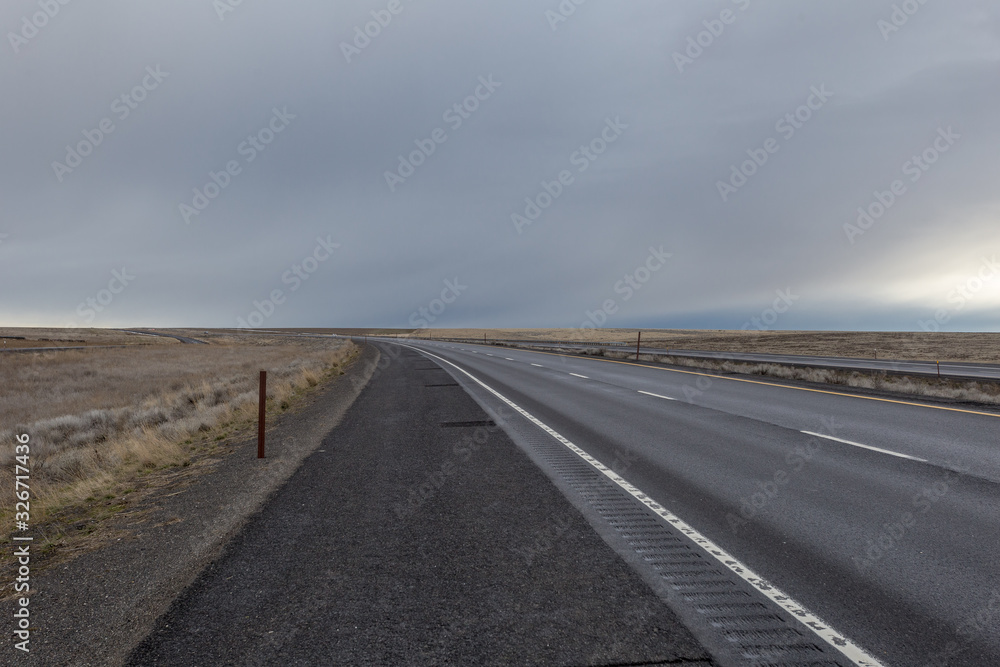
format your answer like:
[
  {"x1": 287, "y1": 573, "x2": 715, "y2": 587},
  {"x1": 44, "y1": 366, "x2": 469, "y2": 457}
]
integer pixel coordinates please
[{"x1": 119, "y1": 329, "x2": 208, "y2": 344}]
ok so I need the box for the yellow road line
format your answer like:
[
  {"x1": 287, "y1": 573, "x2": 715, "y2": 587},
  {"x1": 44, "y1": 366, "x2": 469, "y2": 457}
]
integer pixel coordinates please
[{"x1": 490, "y1": 345, "x2": 1000, "y2": 419}]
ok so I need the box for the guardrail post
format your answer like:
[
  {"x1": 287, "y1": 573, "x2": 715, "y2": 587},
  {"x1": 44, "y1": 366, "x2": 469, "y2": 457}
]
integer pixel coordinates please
[{"x1": 258, "y1": 370, "x2": 267, "y2": 459}]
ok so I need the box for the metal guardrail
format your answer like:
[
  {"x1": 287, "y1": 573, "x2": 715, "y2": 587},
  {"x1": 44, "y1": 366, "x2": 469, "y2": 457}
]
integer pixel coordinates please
[{"x1": 409, "y1": 336, "x2": 1000, "y2": 384}]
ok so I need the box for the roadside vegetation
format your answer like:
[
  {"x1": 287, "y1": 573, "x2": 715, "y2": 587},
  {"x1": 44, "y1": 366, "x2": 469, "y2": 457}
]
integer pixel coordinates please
[
  {"x1": 404, "y1": 328, "x2": 1000, "y2": 365},
  {"x1": 545, "y1": 346, "x2": 1000, "y2": 407},
  {"x1": 0, "y1": 333, "x2": 356, "y2": 568}
]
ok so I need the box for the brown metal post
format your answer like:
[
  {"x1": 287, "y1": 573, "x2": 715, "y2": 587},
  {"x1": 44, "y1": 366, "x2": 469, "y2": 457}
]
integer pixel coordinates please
[
  {"x1": 636, "y1": 331, "x2": 641, "y2": 360},
  {"x1": 937, "y1": 361, "x2": 941, "y2": 378},
  {"x1": 258, "y1": 370, "x2": 267, "y2": 458}
]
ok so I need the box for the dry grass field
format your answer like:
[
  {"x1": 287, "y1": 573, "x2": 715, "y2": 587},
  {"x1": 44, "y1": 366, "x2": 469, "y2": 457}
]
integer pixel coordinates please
[
  {"x1": 0, "y1": 332, "x2": 355, "y2": 550},
  {"x1": 0, "y1": 327, "x2": 177, "y2": 349},
  {"x1": 401, "y1": 328, "x2": 1000, "y2": 364}
]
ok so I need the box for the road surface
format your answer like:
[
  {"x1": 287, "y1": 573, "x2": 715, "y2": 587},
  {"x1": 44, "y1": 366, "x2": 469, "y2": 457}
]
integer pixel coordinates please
[
  {"x1": 119, "y1": 329, "x2": 208, "y2": 344},
  {"x1": 366, "y1": 338, "x2": 1000, "y2": 666}
]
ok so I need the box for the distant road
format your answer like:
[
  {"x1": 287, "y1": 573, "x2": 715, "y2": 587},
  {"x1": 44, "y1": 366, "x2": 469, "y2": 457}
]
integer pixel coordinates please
[
  {"x1": 119, "y1": 329, "x2": 208, "y2": 344},
  {"x1": 0, "y1": 345, "x2": 134, "y2": 354},
  {"x1": 436, "y1": 338, "x2": 1000, "y2": 381}
]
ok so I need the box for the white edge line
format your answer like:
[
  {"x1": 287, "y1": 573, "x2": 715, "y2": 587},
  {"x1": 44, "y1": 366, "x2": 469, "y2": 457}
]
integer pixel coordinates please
[
  {"x1": 569, "y1": 373, "x2": 589, "y2": 379},
  {"x1": 801, "y1": 431, "x2": 927, "y2": 463},
  {"x1": 638, "y1": 390, "x2": 676, "y2": 401},
  {"x1": 400, "y1": 343, "x2": 884, "y2": 667}
]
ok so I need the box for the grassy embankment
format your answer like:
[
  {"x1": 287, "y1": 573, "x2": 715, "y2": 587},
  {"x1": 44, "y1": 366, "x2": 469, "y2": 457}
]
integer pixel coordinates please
[{"x1": 0, "y1": 329, "x2": 356, "y2": 564}]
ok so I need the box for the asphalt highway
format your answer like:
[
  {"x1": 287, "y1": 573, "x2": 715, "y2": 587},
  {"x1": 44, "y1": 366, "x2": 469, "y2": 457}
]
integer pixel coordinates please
[
  {"x1": 375, "y1": 339, "x2": 1000, "y2": 666},
  {"x1": 118, "y1": 329, "x2": 208, "y2": 344}
]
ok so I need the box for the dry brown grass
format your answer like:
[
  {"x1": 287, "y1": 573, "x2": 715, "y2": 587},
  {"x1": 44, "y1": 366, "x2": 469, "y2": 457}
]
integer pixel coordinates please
[
  {"x1": 665, "y1": 354, "x2": 1000, "y2": 406},
  {"x1": 403, "y1": 328, "x2": 1000, "y2": 365},
  {"x1": 0, "y1": 335, "x2": 355, "y2": 539}
]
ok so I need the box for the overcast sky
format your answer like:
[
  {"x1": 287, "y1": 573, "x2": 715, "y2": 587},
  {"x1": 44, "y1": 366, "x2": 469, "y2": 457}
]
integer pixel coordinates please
[{"x1": 2, "y1": 0, "x2": 998, "y2": 331}]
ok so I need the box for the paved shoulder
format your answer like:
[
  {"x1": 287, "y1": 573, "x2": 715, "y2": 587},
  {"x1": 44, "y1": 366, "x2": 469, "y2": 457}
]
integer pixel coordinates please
[{"x1": 126, "y1": 344, "x2": 713, "y2": 666}]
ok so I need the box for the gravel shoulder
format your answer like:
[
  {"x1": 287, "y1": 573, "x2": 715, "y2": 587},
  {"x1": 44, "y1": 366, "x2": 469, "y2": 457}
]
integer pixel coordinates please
[{"x1": 3, "y1": 345, "x2": 379, "y2": 666}]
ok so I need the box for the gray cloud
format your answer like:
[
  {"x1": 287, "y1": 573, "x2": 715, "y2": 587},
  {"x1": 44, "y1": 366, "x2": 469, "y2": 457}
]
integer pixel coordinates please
[{"x1": 2, "y1": 0, "x2": 999, "y2": 331}]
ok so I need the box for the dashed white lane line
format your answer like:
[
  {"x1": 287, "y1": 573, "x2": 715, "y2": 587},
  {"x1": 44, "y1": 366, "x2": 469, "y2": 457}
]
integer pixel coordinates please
[
  {"x1": 401, "y1": 344, "x2": 883, "y2": 667},
  {"x1": 505, "y1": 358, "x2": 514, "y2": 361},
  {"x1": 531, "y1": 363, "x2": 543, "y2": 367},
  {"x1": 638, "y1": 390, "x2": 676, "y2": 401},
  {"x1": 801, "y1": 431, "x2": 928, "y2": 463},
  {"x1": 569, "y1": 373, "x2": 589, "y2": 379}
]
